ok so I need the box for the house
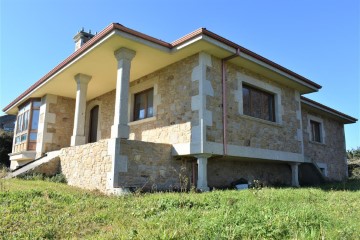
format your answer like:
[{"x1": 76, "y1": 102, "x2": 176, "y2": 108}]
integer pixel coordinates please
[{"x1": 3, "y1": 23, "x2": 357, "y2": 193}]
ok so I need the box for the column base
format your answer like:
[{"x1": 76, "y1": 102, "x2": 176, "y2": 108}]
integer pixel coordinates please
[{"x1": 71, "y1": 135, "x2": 86, "y2": 146}]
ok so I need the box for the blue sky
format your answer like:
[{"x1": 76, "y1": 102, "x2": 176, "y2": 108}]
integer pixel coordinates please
[{"x1": 0, "y1": 0, "x2": 359, "y2": 149}]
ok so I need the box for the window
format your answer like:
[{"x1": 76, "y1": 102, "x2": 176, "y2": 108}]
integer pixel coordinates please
[
  {"x1": 133, "y1": 88, "x2": 154, "y2": 121},
  {"x1": 243, "y1": 85, "x2": 275, "y2": 122},
  {"x1": 14, "y1": 99, "x2": 41, "y2": 150},
  {"x1": 310, "y1": 120, "x2": 322, "y2": 142}
]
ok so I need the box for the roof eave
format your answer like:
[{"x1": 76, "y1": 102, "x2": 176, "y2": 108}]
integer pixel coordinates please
[{"x1": 301, "y1": 97, "x2": 357, "y2": 124}]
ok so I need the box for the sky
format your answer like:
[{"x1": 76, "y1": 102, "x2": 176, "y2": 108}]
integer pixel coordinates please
[{"x1": 0, "y1": 0, "x2": 359, "y2": 149}]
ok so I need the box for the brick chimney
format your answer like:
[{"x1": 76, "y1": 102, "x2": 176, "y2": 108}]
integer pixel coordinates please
[{"x1": 73, "y1": 28, "x2": 94, "y2": 51}]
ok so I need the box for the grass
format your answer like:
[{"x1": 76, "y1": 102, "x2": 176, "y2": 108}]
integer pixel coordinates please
[{"x1": 0, "y1": 179, "x2": 360, "y2": 239}]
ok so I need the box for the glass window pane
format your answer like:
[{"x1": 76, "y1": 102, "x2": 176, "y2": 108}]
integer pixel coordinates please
[
  {"x1": 242, "y1": 85, "x2": 275, "y2": 122},
  {"x1": 147, "y1": 89, "x2": 154, "y2": 117},
  {"x1": 30, "y1": 132, "x2": 37, "y2": 141},
  {"x1": 243, "y1": 87, "x2": 250, "y2": 115},
  {"x1": 31, "y1": 110, "x2": 40, "y2": 130},
  {"x1": 23, "y1": 111, "x2": 29, "y2": 131},
  {"x1": 24, "y1": 103, "x2": 31, "y2": 111},
  {"x1": 21, "y1": 134, "x2": 27, "y2": 142},
  {"x1": 32, "y1": 101, "x2": 41, "y2": 108},
  {"x1": 134, "y1": 88, "x2": 154, "y2": 121},
  {"x1": 310, "y1": 120, "x2": 321, "y2": 142}
]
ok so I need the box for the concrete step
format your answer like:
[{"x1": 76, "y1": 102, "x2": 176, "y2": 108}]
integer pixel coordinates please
[{"x1": 6, "y1": 150, "x2": 60, "y2": 179}]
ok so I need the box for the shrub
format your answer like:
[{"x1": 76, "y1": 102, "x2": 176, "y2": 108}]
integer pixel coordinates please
[{"x1": 17, "y1": 173, "x2": 67, "y2": 183}]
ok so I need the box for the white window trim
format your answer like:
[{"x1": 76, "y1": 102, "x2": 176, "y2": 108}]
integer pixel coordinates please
[
  {"x1": 128, "y1": 77, "x2": 160, "y2": 122},
  {"x1": 234, "y1": 72, "x2": 283, "y2": 124},
  {"x1": 307, "y1": 114, "x2": 325, "y2": 144}
]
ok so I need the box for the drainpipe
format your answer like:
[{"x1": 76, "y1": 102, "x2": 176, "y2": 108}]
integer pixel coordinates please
[{"x1": 221, "y1": 48, "x2": 241, "y2": 155}]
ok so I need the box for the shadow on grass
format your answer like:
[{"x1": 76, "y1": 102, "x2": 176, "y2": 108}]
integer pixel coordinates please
[{"x1": 315, "y1": 179, "x2": 360, "y2": 192}]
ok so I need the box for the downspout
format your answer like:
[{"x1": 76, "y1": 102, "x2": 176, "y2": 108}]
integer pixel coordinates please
[{"x1": 221, "y1": 48, "x2": 241, "y2": 155}]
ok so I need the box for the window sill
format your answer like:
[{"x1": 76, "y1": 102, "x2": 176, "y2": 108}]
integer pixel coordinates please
[
  {"x1": 129, "y1": 116, "x2": 156, "y2": 126},
  {"x1": 309, "y1": 140, "x2": 326, "y2": 146},
  {"x1": 239, "y1": 114, "x2": 283, "y2": 128}
]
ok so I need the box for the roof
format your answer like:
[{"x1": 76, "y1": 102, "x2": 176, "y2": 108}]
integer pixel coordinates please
[
  {"x1": 301, "y1": 96, "x2": 357, "y2": 123},
  {"x1": 3, "y1": 23, "x2": 322, "y2": 112}
]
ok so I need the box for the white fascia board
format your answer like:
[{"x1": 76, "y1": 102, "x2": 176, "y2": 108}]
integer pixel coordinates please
[
  {"x1": 6, "y1": 31, "x2": 118, "y2": 113},
  {"x1": 114, "y1": 29, "x2": 171, "y2": 53},
  {"x1": 172, "y1": 35, "x2": 204, "y2": 51}
]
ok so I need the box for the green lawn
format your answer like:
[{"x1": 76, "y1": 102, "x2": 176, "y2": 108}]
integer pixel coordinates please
[{"x1": 1, "y1": 179, "x2": 359, "y2": 239}]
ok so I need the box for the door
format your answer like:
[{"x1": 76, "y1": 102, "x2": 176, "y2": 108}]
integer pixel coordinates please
[{"x1": 89, "y1": 105, "x2": 99, "y2": 143}]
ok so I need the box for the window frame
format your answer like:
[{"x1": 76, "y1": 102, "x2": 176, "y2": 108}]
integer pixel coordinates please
[
  {"x1": 234, "y1": 72, "x2": 282, "y2": 125},
  {"x1": 242, "y1": 84, "x2": 276, "y2": 122},
  {"x1": 14, "y1": 98, "x2": 41, "y2": 150},
  {"x1": 133, "y1": 88, "x2": 154, "y2": 121},
  {"x1": 307, "y1": 115, "x2": 325, "y2": 144},
  {"x1": 310, "y1": 120, "x2": 321, "y2": 142}
]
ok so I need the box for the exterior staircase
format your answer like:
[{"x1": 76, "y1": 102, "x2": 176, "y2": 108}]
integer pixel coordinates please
[
  {"x1": 5, "y1": 150, "x2": 60, "y2": 179},
  {"x1": 299, "y1": 160, "x2": 327, "y2": 186}
]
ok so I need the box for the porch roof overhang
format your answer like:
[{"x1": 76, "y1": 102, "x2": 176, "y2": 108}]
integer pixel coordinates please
[
  {"x1": 4, "y1": 23, "x2": 322, "y2": 115},
  {"x1": 301, "y1": 96, "x2": 357, "y2": 124}
]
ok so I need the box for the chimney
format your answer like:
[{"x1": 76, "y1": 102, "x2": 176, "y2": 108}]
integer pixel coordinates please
[{"x1": 73, "y1": 28, "x2": 94, "y2": 51}]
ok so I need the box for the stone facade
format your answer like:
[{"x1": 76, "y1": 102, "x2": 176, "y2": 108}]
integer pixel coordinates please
[
  {"x1": 206, "y1": 56, "x2": 302, "y2": 154},
  {"x1": 36, "y1": 94, "x2": 75, "y2": 157},
  {"x1": 302, "y1": 106, "x2": 347, "y2": 181},
  {"x1": 59, "y1": 140, "x2": 111, "y2": 192}
]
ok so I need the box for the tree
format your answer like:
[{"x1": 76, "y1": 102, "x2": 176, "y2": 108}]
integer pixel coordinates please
[
  {"x1": 347, "y1": 147, "x2": 360, "y2": 162},
  {"x1": 0, "y1": 129, "x2": 13, "y2": 168}
]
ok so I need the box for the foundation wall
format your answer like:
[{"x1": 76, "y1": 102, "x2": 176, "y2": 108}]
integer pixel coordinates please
[
  {"x1": 119, "y1": 139, "x2": 193, "y2": 191},
  {"x1": 208, "y1": 158, "x2": 291, "y2": 188},
  {"x1": 59, "y1": 140, "x2": 111, "y2": 193}
]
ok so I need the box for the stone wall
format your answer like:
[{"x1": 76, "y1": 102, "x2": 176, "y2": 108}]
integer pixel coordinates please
[
  {"x1": 59, "y1": 140, "x2": 111, "y2": 192},
  {"x1": 208, "y1": 158, "x2": 291, "y2": 188},
  {"x1": 302, "y1": 106, "x2": 347, "y2": 181},
  {"x1": 206, "y1": 56, "x2": 302, "y2": 154},
  {"x1": 46, "y1": 96, "x2": 75, "y2": 152},
  {"x1": 119, "y1": 139, "x2": 193, "y2": 191},
  {"x1": 37, "y1": 94, "x2": 75, "y2": 157}
]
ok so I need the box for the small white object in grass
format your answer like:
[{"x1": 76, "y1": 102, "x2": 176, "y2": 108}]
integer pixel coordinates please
[{"x1": 235, "y1": 184, "x2": 248, "y2": 190}]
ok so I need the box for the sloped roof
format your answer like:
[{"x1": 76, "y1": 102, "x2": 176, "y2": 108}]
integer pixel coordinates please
[{"x1": 3, "y1": 23, "x2": 322, "y2": 113}]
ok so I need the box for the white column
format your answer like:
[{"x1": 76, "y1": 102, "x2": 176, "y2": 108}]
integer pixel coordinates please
[
  {"x1": 290, "y1": 163, "x2": 300, "y2": 187},
  {"x1": 71, "y1": 73, "x2": 91, "y2": 146},
  {"x1": 111, "y1": 47, "x2": 136, "y2": 139},
  {"x1": 196, "y1": 154, "x2": 211, "y2": 191}
]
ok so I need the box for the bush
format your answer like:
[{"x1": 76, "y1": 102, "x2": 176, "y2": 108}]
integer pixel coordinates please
[
  {"x1": 0, "y1": 130, "x2": 13, "y2": 168},
  {"x1": 17, "y1": 173, "x2": 67, "y2": 183}
]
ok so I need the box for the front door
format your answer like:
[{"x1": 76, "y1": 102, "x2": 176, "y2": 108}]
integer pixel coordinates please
[{"x1": 89, "y1": 105, "x2": 99, "y2": 143}]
